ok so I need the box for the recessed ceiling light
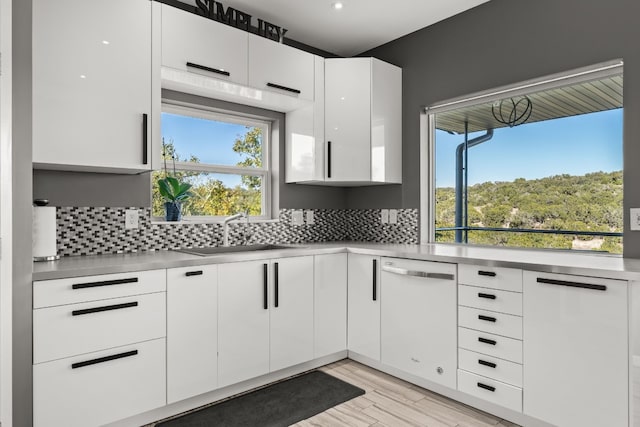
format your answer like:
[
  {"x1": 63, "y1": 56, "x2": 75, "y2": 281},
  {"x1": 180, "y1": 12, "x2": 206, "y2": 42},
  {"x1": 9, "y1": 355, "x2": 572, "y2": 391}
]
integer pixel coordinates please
[
  {"x1": 80, "y1": 75, "x2": 86, "y2": 79},
  {"x1": 332, "y1": 2, "x2": 343, "y2": 10},
  {"x1": 102, "y1": 40, "x2": 110, "y2": 45}
]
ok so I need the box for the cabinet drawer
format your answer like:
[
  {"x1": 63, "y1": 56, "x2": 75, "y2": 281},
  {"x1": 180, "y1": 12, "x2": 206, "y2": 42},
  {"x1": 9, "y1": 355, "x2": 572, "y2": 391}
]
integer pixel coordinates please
[
  {"x1": 34, "y1": 292, "x2": 166, "y2": 364},
  {"x1": 34, "y1": 269, "x2": 166, "y2": 308},
  {"x1": 33, "y1": 338, "x2": 166, "y2": 427},
  {"x1": 458, "y1": 327, "x2": 522, "y2": 364},
  {"x1": 459, "y1": 306, "x2": 522, "y2": 340},
  {"x1": 458, "y1": 264, "x2": 522, "y2": 292},
  {"x1": 458, "y1": 284, "x2": 522, "y2": 316},
  {"x1": 458, "y1": 348, "x2": 522, "y2": 387},
  {"x1": 458, "y1": 369, "x2": 522, "y2": 413}
]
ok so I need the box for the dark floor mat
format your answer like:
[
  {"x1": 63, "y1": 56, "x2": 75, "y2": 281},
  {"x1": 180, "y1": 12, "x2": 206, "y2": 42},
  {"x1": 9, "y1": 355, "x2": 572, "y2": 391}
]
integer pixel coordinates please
[{"x1": 156, "y1": 370, "x2": 365, "y2": 427}]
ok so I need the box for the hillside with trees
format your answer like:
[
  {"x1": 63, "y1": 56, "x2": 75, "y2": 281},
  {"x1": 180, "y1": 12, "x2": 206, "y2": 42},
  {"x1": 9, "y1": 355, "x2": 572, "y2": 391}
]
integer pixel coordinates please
[{"x1": 435, "y1": 171, "x2": 623, "y2": 253}]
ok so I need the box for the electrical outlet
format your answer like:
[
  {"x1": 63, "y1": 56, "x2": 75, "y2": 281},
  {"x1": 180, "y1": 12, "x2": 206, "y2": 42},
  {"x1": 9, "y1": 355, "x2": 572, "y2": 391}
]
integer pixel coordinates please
[
  {"x1": 381, "y1": 209, "x2": 389, "y2": 224},
  {"x1": 292, "y1": 210, "x2": 304, "y2": 226},
  {"x1": 631, "y1": 208, "x2": 640, "y2": 231},
  {"x1": 305, "y1": 210, "x2": 315, "y2": 225},
  {"x1": 125, "y1": 209, "x2": 139, "y2": 229},
  {"x1": 389, "y1": 209, "x2": 398, "y2": 224}
]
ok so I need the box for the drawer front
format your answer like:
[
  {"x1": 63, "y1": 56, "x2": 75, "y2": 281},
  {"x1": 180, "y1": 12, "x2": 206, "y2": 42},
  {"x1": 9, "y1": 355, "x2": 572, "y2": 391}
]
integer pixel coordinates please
[
  {"x1": 458, "y1": 284, "x2": 522, "y2": 316},
  {"x1": 458, "y1": 327, "x2": 522, "y2": 363},
  {"x1": 34, "y1": 269, "x2": 166, "y2": 308},
  {"x1": 459, "y1": 306, "x2": 522, "y2": 340},
  {"x1": 33, "y1": 338, "x2": 166, "y2": 427},
  {"x1": 458, "y1": 369, "x2": 522, "y2": 413},
  {"x1": 458, "y1": 348, "x2": 522, "y2": 387},
  {"x1": 34, "y1": 292, "x2": 166, "y2": 363},
  {"x1": 458, "y1": 264, "x2": 522, "y2": 292}
]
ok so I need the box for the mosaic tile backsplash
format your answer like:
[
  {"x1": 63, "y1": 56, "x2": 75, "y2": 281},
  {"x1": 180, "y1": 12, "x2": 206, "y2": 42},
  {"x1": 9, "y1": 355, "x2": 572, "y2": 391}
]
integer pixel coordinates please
[{"x1": 56, "y1": 207, "x2": 419, "y2": 257}]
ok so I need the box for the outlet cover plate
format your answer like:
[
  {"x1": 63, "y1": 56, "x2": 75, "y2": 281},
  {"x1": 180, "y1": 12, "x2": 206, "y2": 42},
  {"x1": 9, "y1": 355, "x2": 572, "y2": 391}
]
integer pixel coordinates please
[
  {"x1": 125, "y1": 209, "x2": 139, "y2": 229},
  {"x1": 389, "y1": 209, "x2": 398, "y2": 224},
  {"x1": 631, "y1": 208, "x2": 640, "y2": 231},
  {"x1": 305, "y1": 210, "x2": 315, "y2": 225},
  {"x1": 381, "y1": 209, "x2": 389, "y2": 224},
  {"x1": 292, "y1": 210, "x2": 304, "y2": 226}
]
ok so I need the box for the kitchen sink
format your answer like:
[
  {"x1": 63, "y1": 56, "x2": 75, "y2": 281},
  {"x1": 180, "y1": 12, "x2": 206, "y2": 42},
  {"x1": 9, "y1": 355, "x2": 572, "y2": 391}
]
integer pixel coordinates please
[{"x1": 174, "y1": 244, "x2": 300, "y2": 256}]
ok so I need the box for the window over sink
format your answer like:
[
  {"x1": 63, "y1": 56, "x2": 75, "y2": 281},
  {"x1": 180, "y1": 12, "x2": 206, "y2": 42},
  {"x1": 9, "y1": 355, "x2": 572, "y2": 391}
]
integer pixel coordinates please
[{"x1": 152, "y1": 103, "x2": 272, "y2": 220}]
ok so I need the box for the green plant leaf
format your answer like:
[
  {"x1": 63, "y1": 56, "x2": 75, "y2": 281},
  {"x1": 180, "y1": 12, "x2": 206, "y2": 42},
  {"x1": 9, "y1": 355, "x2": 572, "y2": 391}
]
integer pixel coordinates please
[
  {"x1": 166, "y1": 176, "x2": 181, "y2": 196},
  {"x1": 157, "y1": 178, "x2": 174, "y2": 201}
]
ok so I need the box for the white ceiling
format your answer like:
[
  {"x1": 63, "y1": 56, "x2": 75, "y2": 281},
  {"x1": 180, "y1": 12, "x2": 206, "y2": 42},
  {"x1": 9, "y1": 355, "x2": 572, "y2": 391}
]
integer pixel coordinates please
[{"x1": 179, "y1": 0, "x2": 491, "y2": 57}]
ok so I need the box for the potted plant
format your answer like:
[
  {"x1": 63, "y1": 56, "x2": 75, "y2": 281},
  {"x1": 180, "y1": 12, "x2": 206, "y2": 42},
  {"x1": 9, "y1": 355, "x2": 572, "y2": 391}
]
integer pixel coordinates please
[{"x1": 157, "y1": 139, "x2": 193, "y2": 221}]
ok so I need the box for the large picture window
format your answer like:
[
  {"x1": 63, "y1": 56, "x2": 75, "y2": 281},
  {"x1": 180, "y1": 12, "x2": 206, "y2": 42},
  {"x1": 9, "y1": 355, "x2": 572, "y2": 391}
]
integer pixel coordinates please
[
  {"x1": 152, "y1": 104, "x2": 271, "y2": 220},
  {"x1": 424, "y1": 62, "x2": 624, "y2": 253}
]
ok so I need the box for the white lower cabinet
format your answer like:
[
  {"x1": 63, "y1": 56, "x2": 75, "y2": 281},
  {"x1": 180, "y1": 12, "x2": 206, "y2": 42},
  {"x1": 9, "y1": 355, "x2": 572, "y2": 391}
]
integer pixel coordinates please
[
  {"x1": 380, "y1": 257, "x2": 457, "y2": 388},
  {"x1": 314, "y1": 253, "x2": 348, "y2": 357},
  {"x1": 348, "y1": 254, "x2": 381, "y2": 360},
  {"x1": 34, "y1": 338, "x2": 166, "y2": 427},
  {"x1": 167, "y1": 265, "x2": 218, "y2": 404},
  {"x1": 457, "y1": 369, "x2": 522, "y2": 413},
  {"x1": 218, "y1": 257, "x2": 314, "y2": 387},
  {"x1": 523, "y1": 271, "x2": 629, "y2": 427}
]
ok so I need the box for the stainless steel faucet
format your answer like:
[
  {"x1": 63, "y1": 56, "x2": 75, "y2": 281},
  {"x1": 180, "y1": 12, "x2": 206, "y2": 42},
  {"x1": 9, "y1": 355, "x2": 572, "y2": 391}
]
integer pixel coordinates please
[{"x1": 222, "y1": 212, "x2": 248, "y2": 247}]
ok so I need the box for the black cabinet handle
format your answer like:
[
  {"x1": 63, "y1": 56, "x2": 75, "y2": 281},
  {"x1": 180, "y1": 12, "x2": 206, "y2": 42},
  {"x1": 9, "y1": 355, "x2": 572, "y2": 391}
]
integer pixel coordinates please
[
  {"x1": 185, "y1": 270, "x2": 203, "y2": 277},
  {"x1": 72, "y1": 277, "x2": 138, "y2": 290},
  {"x1": 478, "y1": 337, "x2": 497, "y2": 345},
  {"x1": 478, "y1": 271, "x2": 496, "y2": 277},
  {"x1": 186, "y1": 61, "x2": 230, "y2": 76},
  {"x1": 478, "y1": 315, "x2": 497, "y2": 322},
  {"x1": 266, "y1": 82, "x2": 301, "y2": 94},
  {"x1": 372, "y1": 259, "x2": 377, "y2": 301},
  {"x1": 72, "y1": 301, "x2": 138, "y2": 316},
  {"x1": 478, "y1": 292, "x2": 496, "y2": 300},
  {"x1": 536, "y1": 277, "x2": 606, "y2": 291},
  {"x1": 263, "y1": 263, "x2": 268, "y2": 310},
  {"x1": 327, "y1": 141, "x2": 332, "y2": 178},
  {"x1": 274, "y1": 262, "x2": 279, "y2": 308},
  {"x1": 477, "y1": 382, "x2": 496, "y2": 392},
  {"x1": 142, "y1": 113, "x2": 148, "y2": 165},
  {"x1": 478, "y1": 359, "x2": 497, "y2": 369},
  {"x1": 72, "y1": 350, "x2": 138, "y2": 369}
]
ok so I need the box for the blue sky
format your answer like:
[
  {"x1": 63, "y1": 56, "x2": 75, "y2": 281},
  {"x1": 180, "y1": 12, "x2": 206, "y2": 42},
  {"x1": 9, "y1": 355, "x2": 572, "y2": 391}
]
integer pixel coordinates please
[
  {"x1": 161, "y1": 112, "x2": 256, "y2": 187},
  {"x1": 435, "y1": 108, "x2": 623, "y2": 188}
]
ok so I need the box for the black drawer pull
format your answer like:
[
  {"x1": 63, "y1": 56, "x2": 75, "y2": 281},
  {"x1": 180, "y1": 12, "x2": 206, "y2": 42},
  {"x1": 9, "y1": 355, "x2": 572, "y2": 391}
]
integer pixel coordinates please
[
  {"x1": 263, "y1": 263, "x2": 268, "y2": 310},
  {"x1": 478, "y1": 359, "x2": 497, "y2": 368},
  {"x1": 72, "y1": 301, "x2": 138, "y2": 316},
  {"x1": 478, "y1": 271, "x2": 496, "y2": 277},
  {"x1": 274, "y1": 262, "x2": 279, "y2": 308},
  {"x1": 72, "y1": 277, "x2": 138, "y2": 290},
  {"x1": 267, "y1": 82, "x2": 301, "y2": 94},
  {"x1": 478, "y1": 337, "x2": 497, "y2": 345},
  {"x1": 142, "y1": 113, "x2": 148, "y2": 165},
  {"x1": 185, "y1": 270, "x2": 203, "y2": 277},
  {"x1": 478, "y1": 315, "x2": 497, "y2": 322},
  {"x1": 72, "y1": 350, "x2": 138, "y2": 369},
  {"x1": 372, "y1": 259, "x2": 378, "y2": 301},
  {"x1": 477, "y1": 382, "x2": 496, "y2": 392},
  {"x1": 327, "y1": 141, "x2": 332, "y2": 178},
  {"x1": 478, "y1": 292, "x2": 496, "y2": 300},
  {"x1": 186, "y1": 61, "x2": 230, "y2": 76},
  {"x1": 536, "y1": 277, "x2": 606, "y2": 291}
]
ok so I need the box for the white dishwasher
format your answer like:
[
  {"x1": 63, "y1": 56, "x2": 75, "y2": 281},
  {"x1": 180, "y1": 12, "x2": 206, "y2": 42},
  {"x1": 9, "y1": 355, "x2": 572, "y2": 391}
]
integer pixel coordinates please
[{"x1": 380, "y1": 257, "x2": 457, "y2": 389}]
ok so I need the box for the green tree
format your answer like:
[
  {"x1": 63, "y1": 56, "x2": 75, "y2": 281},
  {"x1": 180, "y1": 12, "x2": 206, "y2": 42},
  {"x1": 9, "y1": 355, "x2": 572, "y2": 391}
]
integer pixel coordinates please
[{"x1": 233, "y1": 127, "x2": 263, "y2": 190}]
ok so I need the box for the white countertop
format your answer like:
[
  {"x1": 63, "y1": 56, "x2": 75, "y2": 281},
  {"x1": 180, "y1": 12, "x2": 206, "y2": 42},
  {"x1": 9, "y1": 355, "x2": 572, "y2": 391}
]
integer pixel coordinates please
[{"x1": 32, "y1": 242, "x2": 640, "y2": 281}]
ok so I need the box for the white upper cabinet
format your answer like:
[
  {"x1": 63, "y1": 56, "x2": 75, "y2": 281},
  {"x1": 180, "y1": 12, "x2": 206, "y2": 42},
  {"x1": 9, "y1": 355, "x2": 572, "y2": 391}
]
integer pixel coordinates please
[
  {"x1": 161, "y1": 4, "x2": 248, "y2": 87},
  {"x1": 33, "y1": 0, "x2": 153, "y2": 173},
  {"x1": 248, "y1": 34, "x2": 314, "y2": 102},
  {"x1": 288, "y1": 57, "x2": 402, "y2": 185}
]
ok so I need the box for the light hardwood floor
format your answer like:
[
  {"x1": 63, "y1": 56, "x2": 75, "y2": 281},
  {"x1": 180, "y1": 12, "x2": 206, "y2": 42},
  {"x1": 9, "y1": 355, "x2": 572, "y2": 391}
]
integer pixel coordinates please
[{"x1": 293, "y1": 359, "x2": 520, "y2": 427}]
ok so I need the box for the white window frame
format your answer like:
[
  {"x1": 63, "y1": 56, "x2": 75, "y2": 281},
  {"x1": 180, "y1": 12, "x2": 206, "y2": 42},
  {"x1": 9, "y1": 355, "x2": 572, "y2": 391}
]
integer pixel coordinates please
[
  {"x1": 420, "y1": 59, "x2": 624, "y2": 246},
  {"x1": 156, "y1": 101, "x2": 273, "y2": 221}
]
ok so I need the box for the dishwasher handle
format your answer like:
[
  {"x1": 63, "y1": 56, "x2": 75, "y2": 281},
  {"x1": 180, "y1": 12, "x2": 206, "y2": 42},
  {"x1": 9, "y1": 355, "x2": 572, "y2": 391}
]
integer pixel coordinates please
[{"x1": 382, "y1": 264, "x2": 454, "y2": 280}]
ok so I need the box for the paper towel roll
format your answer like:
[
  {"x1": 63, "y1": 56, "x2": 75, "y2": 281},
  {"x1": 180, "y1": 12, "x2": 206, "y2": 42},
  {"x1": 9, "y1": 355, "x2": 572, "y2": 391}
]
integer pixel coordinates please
[{"x1": 33, "y1": 206, "x2": 58, "y2": 260}]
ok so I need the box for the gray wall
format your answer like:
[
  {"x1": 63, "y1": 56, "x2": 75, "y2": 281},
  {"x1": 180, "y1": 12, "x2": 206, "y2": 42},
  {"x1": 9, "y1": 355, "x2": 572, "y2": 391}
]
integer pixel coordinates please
[
  {"x1": 33, "y1": 90, "x2": 347, "y2": 210},
  {"x1": 13, "y1": 0, "x2": 33, "y2": 424},
  {"x1": 358, "y1": 0, "x2": 640, "y2": 257}
]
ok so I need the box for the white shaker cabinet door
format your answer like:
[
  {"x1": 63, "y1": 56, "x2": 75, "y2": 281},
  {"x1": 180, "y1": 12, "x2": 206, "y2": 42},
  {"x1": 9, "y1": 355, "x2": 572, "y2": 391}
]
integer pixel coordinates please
[
  {"x1": 218, "y1": 261, "x2": 270, "y2": 388},
  {"x1": 269, "y1": 256, "x2": 314, "y2": 372},
  {"x1": 347, "y1": 253, "x2": 381, "y2": 361},
  {"x1": 161, "y1": 4, "x2": 248, "y2": 86},
  {"x1": 33, "y1": 0, "x2": 152, "y2": 172},
  {"x1": 314, "y1": 253, "x2": 348, "y2": 358},
  {"x1": 167, "y1": 265, "x2": 218, "y2": 404},
  {"x1": 523, "y1": 271, "x2": 628, "y2": 427}
]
